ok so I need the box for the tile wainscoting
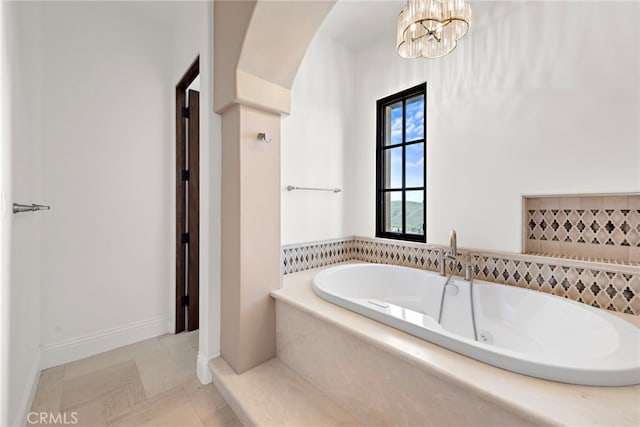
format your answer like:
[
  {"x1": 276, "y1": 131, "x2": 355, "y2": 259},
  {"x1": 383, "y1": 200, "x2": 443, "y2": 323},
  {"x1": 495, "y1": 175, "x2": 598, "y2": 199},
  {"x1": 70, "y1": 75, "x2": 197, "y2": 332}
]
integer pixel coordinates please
[
  {"x1": 282, "y1": 237, "x2": 640, "y2": 315},
  {"x1": 282, "y1": 238, "x2": 356, "y2": 275},
  {"x1": 523, "y1": 194, "x2": 640, "y2": 263}
]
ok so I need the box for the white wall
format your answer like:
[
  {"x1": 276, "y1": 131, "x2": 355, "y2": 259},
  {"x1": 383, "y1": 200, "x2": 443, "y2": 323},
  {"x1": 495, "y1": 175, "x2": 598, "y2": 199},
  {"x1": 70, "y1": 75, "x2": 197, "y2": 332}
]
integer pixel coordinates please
[
  {"x1": 0, "y1": 1, "x2": 220, "y2": 422},
  {"x1": 32, "y1": 0, "x2": 221, "y2": 380},
  {"x1": 2, "y1": 2, "x2": 44, "y2": 425},
  {"x1": 0, "y1": 1, "x2": 8, "y2": 420},
  {"x1": 0, "y1": 2, "x2": 14, "y2": 424},
  {"x1": 345, "y1": 1, "x2": 640, "y2": 252},
  {"x1": 281, "y1": 32, "x2": 354, "y2": 244},
  {"x1": 1, "y1": 3, "x2": 12, "y2": 422},
  {"x1": 38, "y1": 2, "x2": 175, "y2": 365}
]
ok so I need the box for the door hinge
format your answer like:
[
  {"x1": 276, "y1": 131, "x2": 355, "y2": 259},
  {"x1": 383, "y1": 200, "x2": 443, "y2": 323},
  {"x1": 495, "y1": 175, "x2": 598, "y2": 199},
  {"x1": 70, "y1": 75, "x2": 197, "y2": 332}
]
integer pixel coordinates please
[
  {"x1": 181, "y1": 295, "x2": 189, "y2": 307},
  {"x1": 181, "y1": 106, "x2": 190, "y2": 119},
  {"x1": 181, "y1": 170, "x2": 190, "y2": 181},
  {"x1": 182, "y1": 232, "x2": 189, "y2": 244}
]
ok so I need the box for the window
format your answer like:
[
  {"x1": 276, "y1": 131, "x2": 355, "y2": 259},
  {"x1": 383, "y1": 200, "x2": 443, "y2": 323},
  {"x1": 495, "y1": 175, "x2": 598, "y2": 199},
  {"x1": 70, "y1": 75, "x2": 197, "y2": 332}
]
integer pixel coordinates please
[{"x1": 376, "y1": 83, "x2": 426, "y2": 242}]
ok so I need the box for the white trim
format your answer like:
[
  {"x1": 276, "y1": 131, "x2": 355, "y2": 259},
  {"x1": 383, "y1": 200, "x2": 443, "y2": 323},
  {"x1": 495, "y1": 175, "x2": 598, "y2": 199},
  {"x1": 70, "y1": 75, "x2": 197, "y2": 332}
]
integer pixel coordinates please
[
  {"x1": 12, "y1": 349, "x2": 41, "y2": 427},
  {"x1": 196, "y1": 351, "x2": 215, "y2": 384},
  {"x1": 40, "y1": 315, "x2": 171, "y2": 369}
]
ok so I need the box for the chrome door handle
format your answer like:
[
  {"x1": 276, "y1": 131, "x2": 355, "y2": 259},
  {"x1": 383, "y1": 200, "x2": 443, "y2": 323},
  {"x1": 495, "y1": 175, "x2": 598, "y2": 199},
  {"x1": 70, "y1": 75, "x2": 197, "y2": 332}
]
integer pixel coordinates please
[{"x1": 13, "y1": 203, "x2": 51, "y2": 214}]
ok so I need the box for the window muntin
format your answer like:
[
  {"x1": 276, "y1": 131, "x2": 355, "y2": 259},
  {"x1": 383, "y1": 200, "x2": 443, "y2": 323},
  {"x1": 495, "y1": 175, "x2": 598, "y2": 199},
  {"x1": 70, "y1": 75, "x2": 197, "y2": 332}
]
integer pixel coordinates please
[{"x1": 376, "y1": 83, "x2": 426, "y2": 242}]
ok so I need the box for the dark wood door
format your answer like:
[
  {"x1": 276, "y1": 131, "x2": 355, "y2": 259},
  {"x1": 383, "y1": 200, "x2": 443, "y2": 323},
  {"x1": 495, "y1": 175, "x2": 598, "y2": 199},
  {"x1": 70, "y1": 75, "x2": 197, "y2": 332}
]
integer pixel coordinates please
[
  {"x1": 186, "y1": 89, "x2": 199, "y2": 331},
  {"x1": 175, "y1": 57, "x2": 199, "y2": 333}
]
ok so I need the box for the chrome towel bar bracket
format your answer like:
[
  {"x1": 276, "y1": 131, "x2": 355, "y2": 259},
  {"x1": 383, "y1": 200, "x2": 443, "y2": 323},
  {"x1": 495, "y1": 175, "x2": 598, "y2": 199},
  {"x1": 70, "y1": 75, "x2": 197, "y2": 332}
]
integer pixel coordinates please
[{"x1": 13, "y1": 203, "x2": 51, "y2": 214}]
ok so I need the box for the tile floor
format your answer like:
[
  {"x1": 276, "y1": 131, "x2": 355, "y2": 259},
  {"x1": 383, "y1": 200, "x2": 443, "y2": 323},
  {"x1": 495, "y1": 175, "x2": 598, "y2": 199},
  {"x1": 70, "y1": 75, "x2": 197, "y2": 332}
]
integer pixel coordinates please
[{"x1": 29, "y1": 332, "x2": 241, "y2": 427}]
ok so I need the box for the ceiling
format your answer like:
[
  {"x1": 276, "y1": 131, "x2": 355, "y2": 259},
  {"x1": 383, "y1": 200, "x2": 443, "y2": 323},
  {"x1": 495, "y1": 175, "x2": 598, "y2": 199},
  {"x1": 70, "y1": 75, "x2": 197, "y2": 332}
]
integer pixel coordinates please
[{"x1": 318, "y1": 0, "x2": 405, "y2": 52}]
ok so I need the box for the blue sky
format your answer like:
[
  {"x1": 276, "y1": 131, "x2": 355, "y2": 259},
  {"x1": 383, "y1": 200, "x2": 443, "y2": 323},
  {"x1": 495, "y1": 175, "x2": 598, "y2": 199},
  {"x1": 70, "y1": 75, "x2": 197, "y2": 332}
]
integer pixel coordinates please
[{"x1": 388, "y1": 96, "x2": 424, "y2": 189}]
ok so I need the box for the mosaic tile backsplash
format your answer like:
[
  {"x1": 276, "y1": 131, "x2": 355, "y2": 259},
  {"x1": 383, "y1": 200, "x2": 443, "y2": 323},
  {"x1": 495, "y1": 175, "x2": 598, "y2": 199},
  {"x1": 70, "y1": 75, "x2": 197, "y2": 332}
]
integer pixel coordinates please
[
  {"x1": 282, "y1": 237, "x2": 640, "y2": 315},
  {"x1": 527, "y1": 208, "x2": 639, "y2": 245},
  {"x1": 282, "y1": 239, "x2": 355, "y2": 275},
  {"x1": 524, "y1": 194, "x2": 640, "y2": 263}
]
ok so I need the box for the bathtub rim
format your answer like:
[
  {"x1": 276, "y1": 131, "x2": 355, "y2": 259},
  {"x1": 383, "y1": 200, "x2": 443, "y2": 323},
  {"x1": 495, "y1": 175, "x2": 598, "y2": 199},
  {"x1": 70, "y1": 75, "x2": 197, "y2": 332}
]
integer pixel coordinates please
[
  {"x1": 311, "y1": 262, "x2": 640, "y2": 387},
  {"x1": 272, "y1": 261, "x2": 640, "y2": 427}
]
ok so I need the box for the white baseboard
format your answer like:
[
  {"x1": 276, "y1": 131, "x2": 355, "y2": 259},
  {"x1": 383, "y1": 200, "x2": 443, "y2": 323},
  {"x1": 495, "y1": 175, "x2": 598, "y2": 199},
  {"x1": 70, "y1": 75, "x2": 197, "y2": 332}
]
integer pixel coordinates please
[
  {"x1": 13, "y1": 349, "x2": 41, "y2": 427},
  {"x1": 41, "y1": 315, "x2": 171, "y2": 369},
  {"x1": 197, "y1": 351, "x2": 216, "y2": 384}
]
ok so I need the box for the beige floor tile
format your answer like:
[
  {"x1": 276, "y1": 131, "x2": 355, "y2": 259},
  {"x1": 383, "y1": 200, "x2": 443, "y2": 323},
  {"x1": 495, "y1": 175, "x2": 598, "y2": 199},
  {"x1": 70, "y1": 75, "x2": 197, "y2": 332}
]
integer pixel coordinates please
[
  {"x1": 136, "y1": 354, "x2": 188, "y2": 398},
  {"x1": 108, "y1": 387, "x2": 190, "y2": 427},
  {"x1": 183, "y1": 378, "x2": 228, "y2": 421},
  {"x1": 103, "y1": 381, "x2": 147, "y2": 420},
  {"x1": 202, "y1": 406, "x2": 242, "y2": 427},
  {"x1": 29, "y1": 400, "x2": 106, "y2": 427},
  {"x1": 31, "y1": 332, "x2": 241, "y2": 427},
  {"x1": 157, "y1": 331, "x2": 198, "y2": 351},
  {"x1": 159, "y1": 333, "x2": 199, "y2": 374},
  {"x1": 137, "y1": 401, "x2": 204, "y2": 427},
  {"x1": 64, "y1": 339, "x2": 162, "y2": 381},
  {"x1": 60, "y1": 360, "x2": 143, "y2": 411},
  {"x1": 136, "y1": 335, "x2": 197, "y2": 398},
  {"x1": 168, "y1": 351, "x2": 197, "y2": 379},
  {"x1": 31, "y1": 366, "x2": 65, "y2": 413},
  {"x1": 71, "y1": 399, "x2": 107, "y2": 427}
]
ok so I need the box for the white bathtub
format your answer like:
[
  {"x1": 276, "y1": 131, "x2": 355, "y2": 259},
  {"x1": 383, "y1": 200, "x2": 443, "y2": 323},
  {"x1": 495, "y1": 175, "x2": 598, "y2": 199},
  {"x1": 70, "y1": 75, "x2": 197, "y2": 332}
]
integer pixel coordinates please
[{"x1": 312, "y1": 263, "x2": 640, "y2": 386}]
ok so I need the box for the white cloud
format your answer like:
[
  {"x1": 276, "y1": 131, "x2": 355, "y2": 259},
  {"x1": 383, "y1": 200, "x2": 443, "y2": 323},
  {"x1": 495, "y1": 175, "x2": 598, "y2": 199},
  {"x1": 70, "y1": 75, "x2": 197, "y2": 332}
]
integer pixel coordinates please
[
  {"x1": 391, "y1": 117, "x2": 402, "y2": 141},
  {"x1": 407, "y1": 156, "x2": 424, "y2": 168},
  {"x1": 405, "y1": 115, "x2": 421, "y2": 140}
]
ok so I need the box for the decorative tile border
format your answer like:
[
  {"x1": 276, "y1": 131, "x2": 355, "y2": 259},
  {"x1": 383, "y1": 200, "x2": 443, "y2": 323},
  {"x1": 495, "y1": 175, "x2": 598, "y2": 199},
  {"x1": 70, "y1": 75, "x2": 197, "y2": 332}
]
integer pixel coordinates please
[
  {"x1": 471, "y1": 255, "x2": 639, "y2": 315},
  {"x1": 352, "y1": 238, "x2": 441, "y2": 271},
  {"x1": 282, "y1": 236, "x2": 640, "y2": 315},
  {"x1": 526, "y1": 209, "x2": 639, "y2": 246},
  {"x1": 282, "y1": 238, "x2": 355, "y2": 274},
  {"x1": 523, "y1": 194, "x2": 640, "y2": 263}
]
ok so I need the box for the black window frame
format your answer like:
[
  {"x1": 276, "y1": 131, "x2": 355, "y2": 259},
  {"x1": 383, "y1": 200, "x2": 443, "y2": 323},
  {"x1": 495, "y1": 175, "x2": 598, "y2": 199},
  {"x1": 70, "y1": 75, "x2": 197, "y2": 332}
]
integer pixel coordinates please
[{"x1": 375, "y1": 83, "x2": 427, "y2": 243}]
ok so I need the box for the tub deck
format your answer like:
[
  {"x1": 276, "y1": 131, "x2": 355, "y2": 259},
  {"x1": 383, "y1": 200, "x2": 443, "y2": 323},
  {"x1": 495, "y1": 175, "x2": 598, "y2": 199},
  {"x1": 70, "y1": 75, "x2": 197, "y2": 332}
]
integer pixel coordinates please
[{"x1": 272, "y1": 261, "x2": 640, "y2": 427}]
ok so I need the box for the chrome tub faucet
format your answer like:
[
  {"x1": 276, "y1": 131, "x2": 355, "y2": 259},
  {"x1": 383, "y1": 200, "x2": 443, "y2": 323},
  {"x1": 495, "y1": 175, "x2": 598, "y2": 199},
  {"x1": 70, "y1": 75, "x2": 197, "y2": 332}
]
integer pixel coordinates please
[{"x1": 439, "y1": 229, "x2": 473, "y2": 281}]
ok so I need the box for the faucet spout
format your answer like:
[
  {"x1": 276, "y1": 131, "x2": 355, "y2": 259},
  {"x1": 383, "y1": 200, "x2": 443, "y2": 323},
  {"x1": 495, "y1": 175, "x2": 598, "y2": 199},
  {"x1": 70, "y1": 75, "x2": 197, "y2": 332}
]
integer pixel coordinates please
[
  {"x1": 441, "y1": 229, "x2": 474, "y2": 282},
  {"x1": 449, "y1": 229, "x2": 457, "y2": 257}
]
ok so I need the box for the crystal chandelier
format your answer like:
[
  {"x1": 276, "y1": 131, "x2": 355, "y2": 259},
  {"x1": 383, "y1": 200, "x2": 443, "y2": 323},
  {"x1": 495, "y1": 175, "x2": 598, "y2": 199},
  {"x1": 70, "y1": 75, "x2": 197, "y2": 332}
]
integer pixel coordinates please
[{"x1": 397, "y1": 0, "x2": 471, "y2": 59}]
